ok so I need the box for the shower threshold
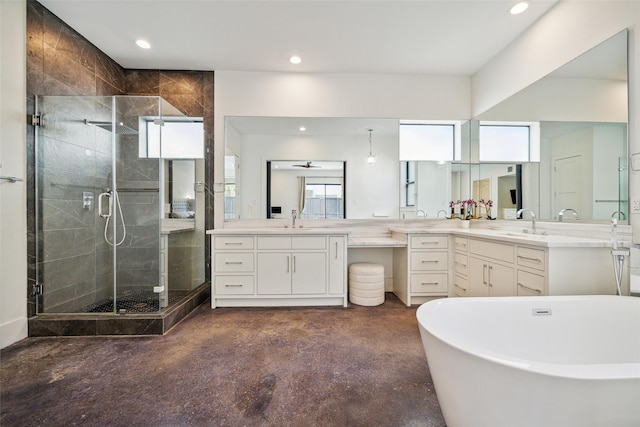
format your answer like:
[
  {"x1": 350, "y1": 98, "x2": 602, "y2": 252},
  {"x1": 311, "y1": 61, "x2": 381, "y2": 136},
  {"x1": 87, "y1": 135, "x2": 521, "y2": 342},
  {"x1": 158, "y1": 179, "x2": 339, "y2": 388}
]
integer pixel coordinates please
[{"x1": 28, "y1": 283, "x2": 210, "y2": 337}]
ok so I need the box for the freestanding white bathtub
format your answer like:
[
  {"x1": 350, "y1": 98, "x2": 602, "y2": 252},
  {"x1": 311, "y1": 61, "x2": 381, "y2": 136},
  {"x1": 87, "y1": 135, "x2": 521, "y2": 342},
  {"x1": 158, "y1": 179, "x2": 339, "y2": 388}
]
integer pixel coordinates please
[{"x1": 417, "y1": 296, "x2": 640, "y2": 427}]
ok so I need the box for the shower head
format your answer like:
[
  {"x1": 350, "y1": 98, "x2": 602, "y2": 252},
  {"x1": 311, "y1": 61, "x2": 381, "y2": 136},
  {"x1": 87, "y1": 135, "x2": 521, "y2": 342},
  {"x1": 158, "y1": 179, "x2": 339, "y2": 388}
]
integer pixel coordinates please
[{"x1": 83, "y1": 119, "x2": 139, "y2": 135}]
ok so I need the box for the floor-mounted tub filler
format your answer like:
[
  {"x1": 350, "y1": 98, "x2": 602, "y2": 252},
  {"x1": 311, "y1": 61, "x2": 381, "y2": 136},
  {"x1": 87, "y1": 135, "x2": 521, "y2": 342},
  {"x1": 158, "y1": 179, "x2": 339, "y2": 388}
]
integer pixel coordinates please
[{"x1": 417, "y1": 296, "x2": 640, "y2": 427}]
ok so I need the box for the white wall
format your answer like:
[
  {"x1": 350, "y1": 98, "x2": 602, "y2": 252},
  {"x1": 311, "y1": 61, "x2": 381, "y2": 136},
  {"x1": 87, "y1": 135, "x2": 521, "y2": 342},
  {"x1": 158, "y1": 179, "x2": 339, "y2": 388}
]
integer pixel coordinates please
[
  {"x1": 472, "y1": 1, "x2": 640, "y2": 118},
  {"x1": 214, "y1": 71, "x2": 470, "y2": 227},
  {"x1": 0, "y1": 0, "x2": 28, "y2": 348}
]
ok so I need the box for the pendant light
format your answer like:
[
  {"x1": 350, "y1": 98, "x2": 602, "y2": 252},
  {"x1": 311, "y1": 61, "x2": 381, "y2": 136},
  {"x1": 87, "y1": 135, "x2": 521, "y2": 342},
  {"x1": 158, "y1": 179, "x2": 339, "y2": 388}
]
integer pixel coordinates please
[{"x1": 366, "y1": 128, "x2": 376, "y2": 166}]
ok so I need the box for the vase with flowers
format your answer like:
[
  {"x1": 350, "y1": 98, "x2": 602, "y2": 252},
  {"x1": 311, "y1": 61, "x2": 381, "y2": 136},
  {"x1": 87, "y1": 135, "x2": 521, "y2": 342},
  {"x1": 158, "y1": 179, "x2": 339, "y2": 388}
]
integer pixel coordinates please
[
  {"x1": 464, "y1": 199, "x2": 477, "y2": 220},
  {"x1": 479, "y1": 199, "x2": 495, "y2": 220}
]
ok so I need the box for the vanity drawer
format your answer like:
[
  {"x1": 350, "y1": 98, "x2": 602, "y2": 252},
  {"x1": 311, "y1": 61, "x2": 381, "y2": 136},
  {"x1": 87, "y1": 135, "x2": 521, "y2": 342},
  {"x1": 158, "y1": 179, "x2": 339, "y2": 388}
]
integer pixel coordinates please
[
  {"x1": 214, "y1": 253, "x2": 254, "y2": 273},
  {"x1": 517, "y1": 246, "x2": 546, "y2": 271},
  {"x1": 410, "y1": 235, "x2": 448, "y2": 250},
  {"x1": 292, "y1": 236, "x2": 326, "y2": 250},
  {"x1": 257, "y1": 236, "x2": 326, "y2": 250},
  {"x1": 454, "y1": 253, "x2": 468, "y2": 276},
  {"x1": 214, "y1": 275, "x2": 254, "y2": 295},
  {"x1": 410, "y1": 251, "x2": 448, "y2": 271},
  {"x1": 214, "y1": 236, "x2": 254, "y2": 250},
  {"x1": 469, "y1": 239, "x2": 514, "y2": 263},
  {"x1": 453, "y1": 274, "x2": 469, "y2": 297},
  {"x1": 410, "y1": 273, "x2": 448, "y2": 294},
  {"x1": 517, "y1": 270, "x2": 545, "y2": 295},
  {"x1": 453, "y1": 237, "x2": 469, "y2": 253}
]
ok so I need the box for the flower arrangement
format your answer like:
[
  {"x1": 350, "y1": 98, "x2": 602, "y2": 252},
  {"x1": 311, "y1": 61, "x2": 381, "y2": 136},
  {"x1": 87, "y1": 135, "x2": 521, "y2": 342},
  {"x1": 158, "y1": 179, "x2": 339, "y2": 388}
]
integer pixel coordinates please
[
  {"x1": 479, "y1": 199, "x2": 495, "y2": 220},
  {"x1": 448, "y1": 199, "x2": 495, "y2": 220},
  {"x1": 448, "y1": 200, "x2": 460, "y2": 219},
  {"x1": 463, "y1": 199, "x2": 477, "y2": 219}
]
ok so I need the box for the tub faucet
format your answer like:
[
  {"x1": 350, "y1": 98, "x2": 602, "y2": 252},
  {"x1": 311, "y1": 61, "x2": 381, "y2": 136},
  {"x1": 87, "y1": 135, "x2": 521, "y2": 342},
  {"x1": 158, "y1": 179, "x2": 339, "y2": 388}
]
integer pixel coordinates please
[
  {"x1": 291, "y1": 209, "x2": 297, "y2": 227},
  {"x1": 516, "y1": 208, "x2": 537, "y2": 234},
  {"x1": 558, "y1": 208, "x2": 578, "y2": 222}
]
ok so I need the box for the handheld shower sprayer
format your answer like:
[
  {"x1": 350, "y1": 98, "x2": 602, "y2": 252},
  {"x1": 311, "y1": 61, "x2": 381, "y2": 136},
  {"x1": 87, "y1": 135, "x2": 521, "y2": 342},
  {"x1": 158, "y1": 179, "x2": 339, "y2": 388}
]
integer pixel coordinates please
[{"x1": 98, "y1": 189, "x2": 127, "y2": 246}]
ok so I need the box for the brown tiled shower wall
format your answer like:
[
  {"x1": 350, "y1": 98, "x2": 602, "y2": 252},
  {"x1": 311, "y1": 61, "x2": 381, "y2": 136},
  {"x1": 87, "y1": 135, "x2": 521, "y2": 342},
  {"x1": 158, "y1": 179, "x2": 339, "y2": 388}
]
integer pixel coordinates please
[{"x1": 26, "y1": 0, "x2": 214, "y2": 317}]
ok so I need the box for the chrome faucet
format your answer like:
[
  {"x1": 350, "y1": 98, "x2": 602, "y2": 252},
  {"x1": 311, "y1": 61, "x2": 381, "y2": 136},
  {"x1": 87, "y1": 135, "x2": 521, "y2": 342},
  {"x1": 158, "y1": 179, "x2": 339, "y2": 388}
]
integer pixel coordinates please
[
  {"x1": 558, "y1": 208, "x2": 578, "y2": 222},
  {"x1": 416, "y1": 210, "x2": 426, "y2": 218},
  {"x1": 291, "y1": 209, "x2": 297, "y2": 227},
  {"x1": 516, "y1": 208, "x2": 537, "y2": 234},
  {"x1": 611, "y1": 210, "x2": 626, "y2": 220},
  {"x1": 437, "y1": 209, "x2": 447, "y2": 218}
]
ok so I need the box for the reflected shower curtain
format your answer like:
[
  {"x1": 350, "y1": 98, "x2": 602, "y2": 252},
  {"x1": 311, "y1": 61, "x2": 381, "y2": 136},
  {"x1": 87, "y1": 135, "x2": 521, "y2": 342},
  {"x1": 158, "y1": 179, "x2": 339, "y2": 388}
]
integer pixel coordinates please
[{"x1": 298, "y1": 176, "x2": 306, "y2": 214}]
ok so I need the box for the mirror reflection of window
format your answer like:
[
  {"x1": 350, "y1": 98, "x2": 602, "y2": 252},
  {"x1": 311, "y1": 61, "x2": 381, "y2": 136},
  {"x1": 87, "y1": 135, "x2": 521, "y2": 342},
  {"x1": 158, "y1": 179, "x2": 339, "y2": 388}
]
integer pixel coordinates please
[
  {"x1": 224, "y1": 155, "x2": 238, "y2": 219},
  {"x1": 399, "y1": 123, "x2": 459, "y2": 161},
  {"x1": 479, "y1": 123, "x2": 538, "y2": 162},
  {"x1": 401, "y1": 162, "x2": 416, "y2": 207},
  {"x1": 302, "y1": 183, "x2": 344, "y2": 219}
]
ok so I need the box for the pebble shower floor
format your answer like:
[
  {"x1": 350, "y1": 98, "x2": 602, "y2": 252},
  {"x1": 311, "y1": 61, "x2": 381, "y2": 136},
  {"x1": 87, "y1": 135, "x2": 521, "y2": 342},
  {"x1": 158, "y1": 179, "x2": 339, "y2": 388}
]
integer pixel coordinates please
[{"x1": 83, "y1": 289, "x2": 190, "y2": 313}]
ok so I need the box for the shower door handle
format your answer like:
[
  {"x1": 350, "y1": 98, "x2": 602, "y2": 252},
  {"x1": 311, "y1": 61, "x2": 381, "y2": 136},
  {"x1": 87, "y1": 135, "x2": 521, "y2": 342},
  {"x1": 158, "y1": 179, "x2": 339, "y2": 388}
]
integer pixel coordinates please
[{"x1": 98, "y1": 192, "x2": 112, "y2": 218}]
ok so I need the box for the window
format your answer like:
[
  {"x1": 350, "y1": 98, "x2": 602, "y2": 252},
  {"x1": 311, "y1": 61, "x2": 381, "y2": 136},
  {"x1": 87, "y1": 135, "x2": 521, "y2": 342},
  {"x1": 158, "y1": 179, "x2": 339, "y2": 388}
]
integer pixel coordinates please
[
  {"x1": 301, "y1": 184, "x2": 344, "y2": 219},
  {"x1": 143, "y1": 119, "x2": 204, "y2": 159},
  {"x1": 403, "y1": 162, "x2": 416, "y2": 207},
  {"x1": 399, "y1": 122, "x2": 460, "y2": 162},
  {"x1": 224, "y1": 184, "x2": 236, "y2": 219},
  {"x1": 479, "y1": 123, "x2": 539, "y2": 162}
]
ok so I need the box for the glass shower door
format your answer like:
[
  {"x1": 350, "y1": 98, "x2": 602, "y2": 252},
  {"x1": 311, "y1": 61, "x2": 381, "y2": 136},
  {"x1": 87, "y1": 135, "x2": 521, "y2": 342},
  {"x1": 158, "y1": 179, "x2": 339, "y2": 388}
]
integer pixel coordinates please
[
  {"x1": 34, "y1": 96, "x2": 166, "y2": 314},
  {"x1": 110, "y1": 96, "x2": 163, "y2": 313},
  {"x1": 35, "y1": 95, "x2": 118, "y2": 314}
]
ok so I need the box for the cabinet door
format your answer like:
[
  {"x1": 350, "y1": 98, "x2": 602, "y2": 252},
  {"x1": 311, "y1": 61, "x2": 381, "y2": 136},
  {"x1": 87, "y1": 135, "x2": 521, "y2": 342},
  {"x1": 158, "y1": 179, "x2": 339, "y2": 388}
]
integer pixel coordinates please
[
  {"x1": 488, "y1": 262, "x2": 515, "y2": 296},
  {"x1": 328, "y1": 236, "x2": 345, "y2": 295},
  {"x1": 292, "y1": 252, "x2": 326, "y2": 294},
  {"x1": 257, "y1": 253, "x2": 291, "y2": 294},
  {"x1": 468, "y1": 256, "x2": 489, "y2": 297}
]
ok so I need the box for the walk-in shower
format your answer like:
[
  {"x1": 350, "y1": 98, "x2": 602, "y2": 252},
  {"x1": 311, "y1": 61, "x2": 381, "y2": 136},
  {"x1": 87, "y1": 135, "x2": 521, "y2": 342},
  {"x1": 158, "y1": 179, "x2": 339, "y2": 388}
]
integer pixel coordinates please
[{"x1": 32, "y1": 96, "x2": 206, "y2": 318}]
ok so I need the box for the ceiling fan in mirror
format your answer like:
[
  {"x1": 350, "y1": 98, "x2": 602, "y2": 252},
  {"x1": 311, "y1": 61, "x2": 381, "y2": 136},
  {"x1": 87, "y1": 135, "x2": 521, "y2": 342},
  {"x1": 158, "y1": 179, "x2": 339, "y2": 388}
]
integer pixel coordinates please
[{"x1": 293, "y1": 161, "x2": 320, "y2": 168}]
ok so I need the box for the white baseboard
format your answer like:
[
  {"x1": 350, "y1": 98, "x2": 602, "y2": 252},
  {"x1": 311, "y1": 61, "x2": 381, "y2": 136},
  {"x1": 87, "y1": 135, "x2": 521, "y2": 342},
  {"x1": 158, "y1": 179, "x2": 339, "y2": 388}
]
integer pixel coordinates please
[{"x1": 1, "y1": 317, "x2": 28, "y2": 349}]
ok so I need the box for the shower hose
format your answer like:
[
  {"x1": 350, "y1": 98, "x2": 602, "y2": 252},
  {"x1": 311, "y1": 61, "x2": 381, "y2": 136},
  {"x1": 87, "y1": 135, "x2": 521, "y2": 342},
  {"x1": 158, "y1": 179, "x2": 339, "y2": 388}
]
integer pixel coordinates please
[{"x1": 100, "y1": 190, "x2": 127, "y2": 246}]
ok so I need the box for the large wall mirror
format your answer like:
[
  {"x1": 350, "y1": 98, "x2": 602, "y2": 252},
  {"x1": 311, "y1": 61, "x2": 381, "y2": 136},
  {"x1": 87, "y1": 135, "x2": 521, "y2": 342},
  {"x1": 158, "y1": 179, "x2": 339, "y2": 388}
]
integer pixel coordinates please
[
  {"x1": 222, "y1": 30, "x2": 628, "y2": 224},
  {"x1": 224, "y1": 117, "x2": 400, "y2": 220},
  {"x1": 474, "y1": 30, "x2": 628, "y2": 223}
]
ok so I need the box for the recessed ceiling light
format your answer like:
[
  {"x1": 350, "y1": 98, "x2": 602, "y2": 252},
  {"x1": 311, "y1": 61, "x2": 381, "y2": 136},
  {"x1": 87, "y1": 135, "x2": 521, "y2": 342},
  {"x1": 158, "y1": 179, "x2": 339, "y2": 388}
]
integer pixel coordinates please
[
  {"x1": 299, "y1": 126, "x2": 306, "y2": 132},
  {"x1": 510, "y1": 1, "x2": 529, "y2": 15},
  {"x1": 289, "y1": 56, "x2": 302, "y2": 65},
  {"x1": 135, "y1": 39, "x2": 151, "y2": 49}
]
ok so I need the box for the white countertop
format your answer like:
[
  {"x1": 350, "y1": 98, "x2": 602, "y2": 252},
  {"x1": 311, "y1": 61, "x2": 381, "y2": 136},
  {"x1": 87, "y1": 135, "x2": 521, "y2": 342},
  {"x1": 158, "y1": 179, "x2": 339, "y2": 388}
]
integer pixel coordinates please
[
  {"x1": 207, "y1": 227, "x2": 349, "y2": 236},
  {"x1": 206, "y1": 223, "x2": 617, "y2": 248},
  {"x1": 162, "y1": 219, "x2": 195, "y2": 235},
  {"x1": 348, "y1": 236, "x2": 407, "y2": 247},
  {"x1": 389, "y1": 226, "x2": 614, "y2": 248}
]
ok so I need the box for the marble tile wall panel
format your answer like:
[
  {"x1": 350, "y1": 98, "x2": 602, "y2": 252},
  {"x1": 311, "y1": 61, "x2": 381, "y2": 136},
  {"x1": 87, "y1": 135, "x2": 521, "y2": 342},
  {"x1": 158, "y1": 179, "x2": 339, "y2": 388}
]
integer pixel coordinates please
[{"x1": 167, "y1": 247, "x2": 206, "y2": 290}]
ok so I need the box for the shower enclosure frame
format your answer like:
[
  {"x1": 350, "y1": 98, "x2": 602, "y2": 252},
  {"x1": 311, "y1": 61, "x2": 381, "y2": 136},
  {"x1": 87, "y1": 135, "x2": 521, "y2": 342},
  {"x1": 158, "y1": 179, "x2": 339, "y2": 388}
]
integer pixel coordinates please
[{"x1": 33, "y1": 95, "x2": 202, "y2": 316}]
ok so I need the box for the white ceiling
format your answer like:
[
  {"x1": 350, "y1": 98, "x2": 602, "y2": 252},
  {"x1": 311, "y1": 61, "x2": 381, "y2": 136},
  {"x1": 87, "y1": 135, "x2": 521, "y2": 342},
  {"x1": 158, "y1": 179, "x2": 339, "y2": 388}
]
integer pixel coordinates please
[{"x1": 39, "y1": 0, "x2": 558, "y2": 75}]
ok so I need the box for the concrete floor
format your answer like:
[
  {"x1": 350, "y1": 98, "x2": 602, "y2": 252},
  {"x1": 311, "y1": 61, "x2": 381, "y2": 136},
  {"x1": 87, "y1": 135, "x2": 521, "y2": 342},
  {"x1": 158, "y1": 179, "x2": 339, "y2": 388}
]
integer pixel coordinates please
[{"x1": 1, "y1": 294, "x2": 446, "y2": 427}]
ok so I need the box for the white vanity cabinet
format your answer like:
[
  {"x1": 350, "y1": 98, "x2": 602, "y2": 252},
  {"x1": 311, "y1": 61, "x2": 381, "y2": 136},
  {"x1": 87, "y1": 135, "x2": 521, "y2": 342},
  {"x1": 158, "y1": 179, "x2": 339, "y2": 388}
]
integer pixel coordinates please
[
  {"x1": 393, "y1": 234, "x2": 449, "y2": 306},
  {"x1": 452, "y1": 236, "x2": 469, "y2": 297},
  {"x1": 468, "y1": 238, "x2": 516, "y2": 297},
  {"x1": 210, "y1": 232, "x2": 347, "y2": 308},
  {"x1": 461, "y1": 235, "x2": 613, "y2": 297},
  {"x1": 256, "y1": 236, "x2": 326, "y2": 295},
  {"x1": 516, "y1": 246, "x2": 547, "y2": 295}
]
